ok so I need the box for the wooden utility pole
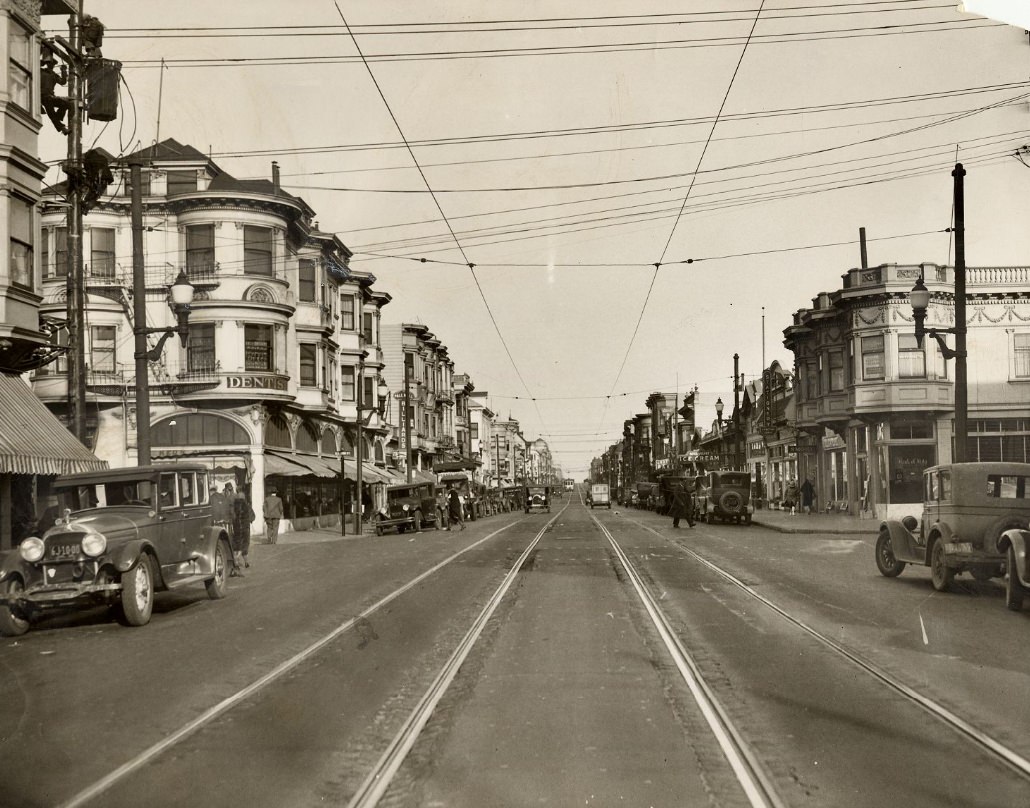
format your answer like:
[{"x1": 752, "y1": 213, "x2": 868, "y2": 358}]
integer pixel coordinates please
[
  {"x1": 66, "y1": 1, "x2": 87, "y2": 443},
  {"x1": 130, "y1": 160, "x2": 150, "y2": 464}
]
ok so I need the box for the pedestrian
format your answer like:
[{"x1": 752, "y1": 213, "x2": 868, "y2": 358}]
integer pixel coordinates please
[
  {"x1": 436, "y1": 488, "x2": 449, "y2": 529},
  {"x1": 668, "y1": 480, "x2": 694, "y2": 529},
  {"x1": 264, "y1": 487, "x2": 284, "y2": 544},
  {"x1": 232, "y1": 490, "x2": 256, "y2": 573},
  {"x1": 784, "y1": 478, "x2": 799, "y2": 516},
  {"x1": 210, "y1": 484, "x2": 232, "y2": 526},
  {"x1": 448, "y1": 487, "x2": 465, "y2": 530},
  {"x1": 800, "y1": 477, "x2": 816, "y2": 515}
]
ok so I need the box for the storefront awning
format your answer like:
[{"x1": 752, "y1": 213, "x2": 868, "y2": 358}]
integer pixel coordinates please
[
  {"x1": 438, "y1": 471, "x2": 469, "y2": 483},
  {"x1": 0, "y1": 372, "x2": 107, "y2": 475},
  {"x1": 264, "y1": 452, "x2": 314, "y2": 477},
  {"x1": 432, "y1": 459, "x2": 479, "y2": 472}
]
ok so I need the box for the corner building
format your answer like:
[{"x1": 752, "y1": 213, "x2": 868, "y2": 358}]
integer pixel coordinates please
[
  {"x1": 785, "y1": 262, "x2": 1030, "y2": 519},
  {"x1": 34, "y1": 139, "x2": 392, "y2": 535}
]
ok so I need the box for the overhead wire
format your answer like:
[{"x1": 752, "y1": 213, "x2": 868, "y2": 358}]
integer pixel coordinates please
[
  {"x1": 331, "y1": 1, "x2": 546, "y2": 436},
  {"x1": 601, "y1": 0, "x2": 764, "y2": 428},
  {"x1": 109, "y1": 19, "x2": 1002, "y2": 68}
]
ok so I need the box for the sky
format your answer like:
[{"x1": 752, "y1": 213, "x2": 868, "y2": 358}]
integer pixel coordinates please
[{"x1": 41, "y1": 1, "x2": 1030, "y2": 478}]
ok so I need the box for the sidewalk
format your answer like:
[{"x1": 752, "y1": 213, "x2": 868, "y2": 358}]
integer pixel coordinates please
[{"x1": 751, "y1": 507, "x2": 874, "y2": 535}]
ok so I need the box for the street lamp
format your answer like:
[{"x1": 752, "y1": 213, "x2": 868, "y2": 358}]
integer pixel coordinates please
[
  {"x1": 715, "y1": 397, "x2": 725, "y2": 469},
  {"x1": 133, "y1": 269, "x2": 194, "y2": 465},
  {"x1": 909, "y1": 162, "x2": 968, "y2": 462}
]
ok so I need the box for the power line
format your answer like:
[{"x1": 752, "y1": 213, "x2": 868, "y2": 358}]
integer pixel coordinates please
[
  {"x1": 603, "y1": 1, "x2": 767, "y2": 417},
  {"x1": 332, "y1": 2, "x2": 543, "y2": 431},
  {"x1": 111, "y1": 19, "x2": 1001, "y2": 68}
]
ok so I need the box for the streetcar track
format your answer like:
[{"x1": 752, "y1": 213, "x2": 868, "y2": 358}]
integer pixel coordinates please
[
  {"x1": 591, "y1": 514, "x2": 786, "y2": 808},
  {"x1": 55, "y1": 520, "x2": 526, "y2": 808},
  {"x1": 617, "y1": 511, "x2": 1030, "y2": 783},
  {"x1": 346, "y1": 505, "x2": 567, "y2": 808}
]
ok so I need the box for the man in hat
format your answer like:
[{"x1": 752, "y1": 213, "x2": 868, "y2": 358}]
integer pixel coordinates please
[
  {"x1": 40, "y1": 48, "x2": 70, "y2": 134},
  {"x1": 263, "y1": 487, "x2": 284, "y2": 545}
]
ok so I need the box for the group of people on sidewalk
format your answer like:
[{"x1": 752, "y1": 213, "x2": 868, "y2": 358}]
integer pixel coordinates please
[
  {"x1": 782, "y1": 477, "x2": 816, "y2": 515},
  {"x1": 210, "y1": 483, "x2": 285, "y2": 576}
]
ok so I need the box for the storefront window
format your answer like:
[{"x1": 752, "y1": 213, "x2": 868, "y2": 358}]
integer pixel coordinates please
[{"x1": 889, "y1": 445, "x2": 935, "y2": 504}]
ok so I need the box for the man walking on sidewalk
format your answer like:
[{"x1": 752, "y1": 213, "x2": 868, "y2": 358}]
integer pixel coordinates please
[{"x1": 264, "y1": 487, "x2": 284, "y2": 544}]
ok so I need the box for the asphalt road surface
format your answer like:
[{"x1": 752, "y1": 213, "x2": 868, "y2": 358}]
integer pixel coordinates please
[{"x1": 1, "y1": 496, "x2": 1028, "y2": 807}]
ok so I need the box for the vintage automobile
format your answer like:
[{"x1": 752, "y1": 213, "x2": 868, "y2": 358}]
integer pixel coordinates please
[
  {"x1": 696, "y1": 470, "x2": 754, "y2": 525},
  {"x1": 876, "y1": 462, "x2": 1030, "y2": 592},
  {"x1": 998, "y1": 526, "x2": 1030, "y2": 611},
  {"x1": 0, "y1": 465, "x2": 232, "y2": 637},
  {"x1": 525, "y1": 485, "x2": 551, "y2": 513},
  {"x1": 376, "y1": 482, "x2": 441, "y2": 535}
]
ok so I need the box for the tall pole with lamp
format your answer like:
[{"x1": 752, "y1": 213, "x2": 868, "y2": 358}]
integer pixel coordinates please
[
  {"x1": 352, "y1": 353, "x2": 389, "y2": 535},
  {"x1": 715, "y1": 396, "x2": 725, "y2": 469},
  {"x1": 910, "y1": 163, "x2": 967, "y2": 463}
]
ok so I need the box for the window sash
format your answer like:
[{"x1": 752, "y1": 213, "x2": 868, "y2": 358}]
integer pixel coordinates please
[
  {"x1": 8, "y1": 24, "x2": 31, "y2": 111},
  {"x1": 244, "y1": 324, "x2": 273, "y2": 371},
  {"x1": 186, "y1": 225, "x2": 215, "y2": 273},
  {"x1": 9, "y1": 196, "x2": 33, "y2": 289},
  {"x1": 1015, "y1": 334, "x2": 1030, "y2": 378},
  {"x1": 862, "y1": 336, "x2": 885, "y2": 380},
  {"x1": 299, "y1": 260, "x2": 316, "y2": 302},
  {"x1": 166, "y1": 170, "x2": 198, "y2": 195},
  {"x1": 244, "y1": 226, "x2": 273, "y2": 276},
  {"x1": 53, "y1": 227, "x2": 69, "y2": 277},
  {"x1": 90, "y1": 228, "x2": 116, "y2": 279},
  {"x1": 341, "y1": 366, "x2": 355, "y2": 400},
  {"x1": 340, "y1": 296, "x2": 356, "y2": 330},
  {"x1": 187, "y1": 323, "x2": 216, "y2": 372},
  {"x1": 898, "y1": 334, "x2": 926, "y2": 379},
  {"x1": 91, "y1": 326, "x2": 116, "y2": 372},
  {"x1": 299, "y1": 343, "x2": 317, "y2": 386}
]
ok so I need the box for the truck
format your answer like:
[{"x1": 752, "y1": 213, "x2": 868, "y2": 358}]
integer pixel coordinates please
[{"x1": 589, "y1": 483, "x2": 611, "y2": 509}]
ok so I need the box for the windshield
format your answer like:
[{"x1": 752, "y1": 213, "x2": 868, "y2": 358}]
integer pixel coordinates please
[{"x1": 56, "y1": 480, "x2": 155, "y2": 512}]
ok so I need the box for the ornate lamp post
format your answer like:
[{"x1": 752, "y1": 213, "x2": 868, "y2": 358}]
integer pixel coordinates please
[
  {"x1": 910, "y1": 163, "x2": 968, "y2": 462},
  {"x1": 715, "y1": 396, "x2": 725, "y2": 468},
  {"x1": 133, "y1": 269, "x2": 194, "y2": 465}
]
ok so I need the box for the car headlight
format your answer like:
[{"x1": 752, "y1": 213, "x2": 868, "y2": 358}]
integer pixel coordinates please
[
  {"x1": 20, "y1": 537, "x2": 45, "y2": 563},
  {"x1": 402, "y1": 504, "x2": 410, "y2": 512},
  {"x1": 81, "y1": 531, "x2": 107, "y2": 558}
]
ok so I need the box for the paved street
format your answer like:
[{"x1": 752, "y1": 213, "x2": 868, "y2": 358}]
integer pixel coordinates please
[{"x1": 2, "y1": 496, "x2": 1028, "y2": 807}]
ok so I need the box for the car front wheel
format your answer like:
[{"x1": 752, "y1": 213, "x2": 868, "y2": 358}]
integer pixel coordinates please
[
  {"x1": 1006, "y1": 545, "x2": 1025, "y2": 611},
  {"x1": 875, "y1": 530, "x2": 906, "y2": 577},
  {"x1": 930, "y1": 540, "x2": 954, "y2": 592},
  {"x1": 121, "y1": 556, "x2": 155, "y2": 627},
  {"x1": 0, "y1": 577, "x2": 30, "y2": 637},
  {"x1": 206, "y1": 539, "x2": 230, "y2": 600}
]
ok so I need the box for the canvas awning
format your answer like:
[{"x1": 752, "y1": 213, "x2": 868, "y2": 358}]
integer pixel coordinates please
[
  {"x1": 0, "y1": 372, "x2": 107, "y2": 475},
  {"x1": 438, "y1": 471, "x2": 469, "y2": 483},
  {"x1": 263, "y1": 452, "x2": 314, "y2": 477}
]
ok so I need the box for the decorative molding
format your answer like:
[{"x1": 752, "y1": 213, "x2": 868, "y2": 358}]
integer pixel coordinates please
[{"x1": 856, "y1": 306, "x2": 887, "y2": 325}]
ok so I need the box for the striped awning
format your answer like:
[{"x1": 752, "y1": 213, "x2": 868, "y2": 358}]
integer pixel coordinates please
[{"x1": 0, "y1": 372, "x2": 107, "y2": 476}]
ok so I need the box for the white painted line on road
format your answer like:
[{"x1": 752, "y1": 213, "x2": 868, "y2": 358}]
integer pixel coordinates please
[{"x1": 55, "y1": 519, "x2": 526, "y2": 808}]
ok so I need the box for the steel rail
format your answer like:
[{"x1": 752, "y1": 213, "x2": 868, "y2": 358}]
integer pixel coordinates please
[
  {"x1": 592, "y1": 515, "x2": 785, "y2": 808},
  {"x1": 56, "y1": 520, "x2": 524, "y2": 808},
  {"x1": 631, "y1": 517, "x2": 1030, "y2": 781},
  {"x1": 346, "y1": 504, "x2": 568, "y2": 808}
]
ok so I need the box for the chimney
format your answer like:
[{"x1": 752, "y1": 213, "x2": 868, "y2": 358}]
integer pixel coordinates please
[{"x1": 271, "y1": 161, "x2": 280, "y2": 194}]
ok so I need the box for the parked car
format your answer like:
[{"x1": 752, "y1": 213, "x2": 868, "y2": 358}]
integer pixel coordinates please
[
  {"x1": 696, "y1": 470, "x2": 753, "y2": 525},
  {"x1": 376, "y1": 482, "x2": 440, "y2": 535},
  {"x1": 0, "y1": 465, "x2": 231, "y2": 637},
  {"x1": 589, "y1": 483, "x2": 611, "y2": 509},
  {"x1": 998, "y1": 526, "x2": 1030, "y2": 611},
  {"x1": 876, "y1": 462, "x2": 1030, "y2": 592},
  {"x1": 525, "y1": 485, "x2": 551, "y2": 513}
]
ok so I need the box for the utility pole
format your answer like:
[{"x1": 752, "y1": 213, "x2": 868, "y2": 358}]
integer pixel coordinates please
[
  {"x1": 130, "y1": 160, "x2": 149, "y2": 464},
  {"x1": 66, "y1": 1, "x2": 86, "y2": 443},
  {"x1": 404, "y1": 352, "x2": 413, "y2": 483},
  {"x1": 733, "y1": 353, "x2": 742, "y2": 472}
]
